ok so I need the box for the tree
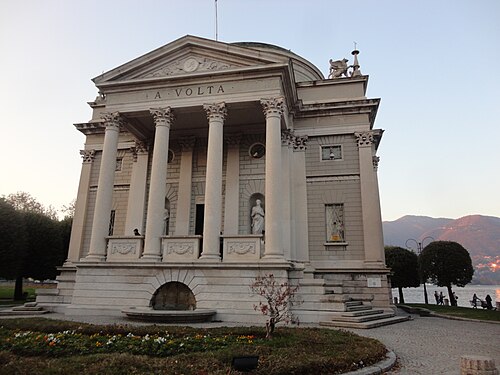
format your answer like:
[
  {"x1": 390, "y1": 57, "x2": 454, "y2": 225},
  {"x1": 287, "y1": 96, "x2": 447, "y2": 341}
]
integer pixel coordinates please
[
  {"x1": 385, "y1": 246, "x2": 420, "y2": 304},
  {"x1": 420, "y1": 241, "x2": 474, "y2": 307},
  {"x1": 0, "y1": 199, "x2": 27, "y2": 299},
  {"x1": 0, "y1": 193, "x2": 70, "y2": 300},
  {"x1": 249, "y1": 274, "x2": 300, "y2": 339}
]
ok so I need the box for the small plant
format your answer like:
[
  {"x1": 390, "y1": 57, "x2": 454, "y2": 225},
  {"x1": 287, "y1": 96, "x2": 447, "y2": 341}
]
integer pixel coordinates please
[{"x1": 250, "y1": 274, "x2": 301, "y2": 339}]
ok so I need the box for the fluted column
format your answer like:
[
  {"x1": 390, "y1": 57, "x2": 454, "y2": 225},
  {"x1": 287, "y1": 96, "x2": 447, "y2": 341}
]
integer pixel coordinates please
[
  {"x1": 281, "y1": 130, "x2": 294, "y2": 260},
  {"x1": 142, "y1": 107, "x2": 174, "y2": 261},
  {"x1": 175, "y1": 137, "x2": 196, "y2": 235},
  {"x1": 86, "y1": 113, "x2": 122, "y2": 261},
  {"x1": 66, "y1": 149, "x2": 95, "y2": 263},
  {"x1": 124, "y1": 141, "x2": 149, "y2": 235},
  {"x1": 355, "y1": 131, "x2": 385, "y2": 267},
  {"x1": 200, "y1": 102, "x2": 227, "y2": 260},
  {"x1": 261, "y1": 97, "x2": 285, "y2": 259}
]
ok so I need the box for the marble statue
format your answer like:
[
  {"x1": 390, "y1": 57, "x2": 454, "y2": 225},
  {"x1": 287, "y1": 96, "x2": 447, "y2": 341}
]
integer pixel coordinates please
[
  {"x1": 164, "y1": 209, "x2": 170, "y2": 235},
  {"x1": 251, "y1": 199, "x2": 265, "y2": 235}
]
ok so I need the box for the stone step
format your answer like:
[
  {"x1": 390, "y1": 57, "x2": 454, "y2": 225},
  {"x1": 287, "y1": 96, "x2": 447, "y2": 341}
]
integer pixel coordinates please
[
  {"x1": 299, "y1": 279, "x2": 326, "y2": 287},
  {"x1": 328, "y1": 312, "x2": 395, "y2": 323},
  {"x1": 319, "y1": 315, "x2": 410, "y2": 329},
  {"x1": 346, "y1": 305, "x2": 372, "y2": 312},
  {"x1": 341, "y1": 308, "x2": 385, "y2": 317},
  {"x1": 345, "y1": 301, "x2": 363, "y2": 307},
  {"x1": 0, "y1": 309, "x2": 49, "y2": 316},
  {"x1": 36, "y1": 288, "x2": 59, "y2": 296},
  {"x1": 320, "y1": 295, "x2": 350, "y2": 303}
]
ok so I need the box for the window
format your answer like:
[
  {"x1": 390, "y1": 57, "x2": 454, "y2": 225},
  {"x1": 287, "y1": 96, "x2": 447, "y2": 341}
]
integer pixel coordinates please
[
  {"x1": 321, "y1": 145, "x2": 342, "y2": 161},
  {"x1": 115, "y1": 157, "x2": 123, "y2": 171},
  {"x1": 108, "y1": 210, "x2": 116, "y2": 236},
  {"x1": 249, "y1": 143, "x2": 265, "y2": 159},
  {"x1": 325, "y1": 204, "x2": 345, "y2": 242}
]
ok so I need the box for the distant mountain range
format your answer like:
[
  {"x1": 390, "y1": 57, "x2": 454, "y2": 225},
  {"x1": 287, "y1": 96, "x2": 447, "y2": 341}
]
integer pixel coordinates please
[{"x1": 383, "y1": 215, "x2": 500, "y2": 285}]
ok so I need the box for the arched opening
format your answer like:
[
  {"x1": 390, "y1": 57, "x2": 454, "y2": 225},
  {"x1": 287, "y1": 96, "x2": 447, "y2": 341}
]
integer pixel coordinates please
[{"x1": 151, "y1": 282, "x2": 196, "y2": 310}]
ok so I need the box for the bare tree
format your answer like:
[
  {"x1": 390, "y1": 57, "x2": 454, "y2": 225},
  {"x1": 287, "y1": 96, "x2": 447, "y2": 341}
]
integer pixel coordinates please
[{"x1": 250, "y1": 274, "x2": 301, "y2": 339}]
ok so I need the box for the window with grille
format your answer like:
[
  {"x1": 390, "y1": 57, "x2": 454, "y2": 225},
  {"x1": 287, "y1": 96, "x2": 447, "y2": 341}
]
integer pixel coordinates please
[{"x1": 325, "y1": 204, "x2": 345, "y2": 242}]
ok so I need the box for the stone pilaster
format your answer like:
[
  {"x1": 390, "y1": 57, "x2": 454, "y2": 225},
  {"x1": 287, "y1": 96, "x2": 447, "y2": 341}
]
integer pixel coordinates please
[
  {"x1": 292, "y1": 134, "x2": 310, "y2": 263},
  {"x1": 200, "y1": 102, "x2": 227, "y2": 260},
  {"x1": 124, "y1": 141, "x2": 149, "y2": 235},
  {"x1": 175, "y1": 136, "x2": 196, "y2": 235},
  {"x1": 281, "y1": 130, "x2": 294, "y2": 260},
  {"x1": 355, "y1": 131, "x2": 385, "y2": 267},
  {"x1": 142, "y1": 108, "x2": 174, "y2": 261},
  {"x1": 261, "y1": 97, "x2": 285, "y2": 259},
  {"x1": 223, "y1": 134, "x2": 241, "y2": 235},
  {"x1": 66, "y1": 149, "x2": 95, "y2": 263},
  {"x1": 86, "y1": 113, "x2": 122, "y2": 261}
]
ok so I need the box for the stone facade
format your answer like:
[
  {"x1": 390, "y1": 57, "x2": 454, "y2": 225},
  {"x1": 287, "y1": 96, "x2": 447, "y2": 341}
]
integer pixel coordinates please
[{"x1": 38, "y1": 35, "x2": 390, "y2": 323}]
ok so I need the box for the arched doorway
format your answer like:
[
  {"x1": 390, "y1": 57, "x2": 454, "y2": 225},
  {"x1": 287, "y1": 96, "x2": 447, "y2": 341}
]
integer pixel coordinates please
[{"x1": 151, "y1": 282, "x2": 196, "y2": 310}]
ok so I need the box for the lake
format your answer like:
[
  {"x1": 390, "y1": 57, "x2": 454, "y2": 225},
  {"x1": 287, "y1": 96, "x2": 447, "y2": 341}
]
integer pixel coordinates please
[{"x1": 391, "y1": 284, "x2": 499, "y2": 307}]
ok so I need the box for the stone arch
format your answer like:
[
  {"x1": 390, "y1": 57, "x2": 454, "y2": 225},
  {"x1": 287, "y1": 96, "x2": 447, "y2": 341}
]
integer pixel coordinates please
[{"x1": 150, "y1": 281, "x2": 196, "y2": 310}]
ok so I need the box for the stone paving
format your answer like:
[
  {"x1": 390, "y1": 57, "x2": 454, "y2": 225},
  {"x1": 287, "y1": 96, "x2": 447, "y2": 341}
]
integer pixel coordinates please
[
  {"x1": 1, "y1": 309, "x2": 499, "y2": 374},
  {"x1": 346, "y1": 312, "x2": 500, "y2": 374}
]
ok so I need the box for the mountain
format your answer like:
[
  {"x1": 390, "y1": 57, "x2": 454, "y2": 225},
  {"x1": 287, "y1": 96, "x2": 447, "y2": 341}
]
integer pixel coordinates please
[{"x1": 383, "y1": 215, "x2": 500, "y2": 284}]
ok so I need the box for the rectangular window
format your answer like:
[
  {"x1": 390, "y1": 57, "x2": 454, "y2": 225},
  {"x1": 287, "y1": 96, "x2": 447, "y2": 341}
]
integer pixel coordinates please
[
  {"x1": 108, "y1": 210, "x2": 116, "y2": 236},
  {"x1": 326, "y1": 204, "x2": 345, "y2": 242},
  {"x1": 115, "y1": 157, "x2": 123, "y2": 172},
  {"x1": 321, "y1": 145, "x2": 342, "y2": 161}
]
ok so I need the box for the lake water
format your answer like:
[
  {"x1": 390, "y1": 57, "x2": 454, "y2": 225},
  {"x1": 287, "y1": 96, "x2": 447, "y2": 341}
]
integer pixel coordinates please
[{"x1": 391, "y1": 284, "x2": 500, "y2": 307}]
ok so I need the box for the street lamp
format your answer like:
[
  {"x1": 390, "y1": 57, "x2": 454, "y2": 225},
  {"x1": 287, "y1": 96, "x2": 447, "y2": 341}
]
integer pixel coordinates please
[{"x1": 405, "y1": 237, "x2": 434, "y2": 304}]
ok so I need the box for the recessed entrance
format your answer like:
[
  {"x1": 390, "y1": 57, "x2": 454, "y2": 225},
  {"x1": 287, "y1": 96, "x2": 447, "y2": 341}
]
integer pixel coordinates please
[{"x1": 151, "y1": 282, "x2": 196, "y2": 310}]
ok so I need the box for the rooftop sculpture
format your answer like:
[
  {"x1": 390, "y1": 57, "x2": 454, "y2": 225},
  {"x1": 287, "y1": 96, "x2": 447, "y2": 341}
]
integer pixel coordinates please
[{"x1": 328, "y1": 47, "x2": 362, "y2": 79}]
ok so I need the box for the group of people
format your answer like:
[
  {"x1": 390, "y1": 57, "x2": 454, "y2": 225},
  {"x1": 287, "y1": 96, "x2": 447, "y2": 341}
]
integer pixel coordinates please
[
  {"x1": 471, "y1": 293, "x2": 494, "y2": 310},
  {"x1": 433, "y1": 291, "x2": 448, "y2": 305}
]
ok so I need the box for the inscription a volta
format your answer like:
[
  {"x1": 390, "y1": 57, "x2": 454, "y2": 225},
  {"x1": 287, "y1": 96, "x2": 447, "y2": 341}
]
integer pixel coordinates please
[{"x1": 148, "y1": 85, "x2": 225, "y2": 100}]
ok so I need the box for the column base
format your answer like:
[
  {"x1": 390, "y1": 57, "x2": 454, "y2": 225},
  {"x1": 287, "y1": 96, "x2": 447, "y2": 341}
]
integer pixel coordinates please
[
  {"x1": 199, "y1": 254, "x2": 221, "y2": 262},
  {"x1": 261, "y1": 254, "x2": 286, "y2": 262},
  {"x1": 140, "y1": 254, "x2": 162, "y2": 262},
  {"x1": 81, "y1": 255, "x2": 106, "y2": 262}
]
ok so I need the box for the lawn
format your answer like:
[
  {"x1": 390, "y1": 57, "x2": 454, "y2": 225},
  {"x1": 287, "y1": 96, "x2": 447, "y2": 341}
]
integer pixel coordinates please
[
  {"x1": 406, "y1": 304, "x2": 500, "y2": 322},
  {"x1": 0, "y1": 318, "x2": 387, "y2": 375}
]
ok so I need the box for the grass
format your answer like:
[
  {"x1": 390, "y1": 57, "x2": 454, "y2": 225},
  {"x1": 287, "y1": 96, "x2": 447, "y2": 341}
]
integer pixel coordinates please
[
  {"x1": 406, "y1": 304, "x2": 500, "y2": 322},
  {"x1": 0, "y1": 318, "x2": 387, "y2": 375}
]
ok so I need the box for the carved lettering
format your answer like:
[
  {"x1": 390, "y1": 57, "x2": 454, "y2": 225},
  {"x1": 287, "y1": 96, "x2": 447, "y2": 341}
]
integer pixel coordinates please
[
  {"x1": 217, "y1": 85, "x2": 224, "y2": 93},
  {"x1": 197, "y1": 87, "x2": 204, "y2": 95},
  {"x1": 154, "y1": 91, "x2": 161, "y2": 99},
  {"x1": 175, "y1": 88, "x2": 182, "y2": 97},
  {"x1": 185, "y1": 88, "x2": 193, "y2": 96},
  {"x1": 207, "y1": 86, "x2": 214, "y2": 94},
  {"x1": 150, "y1": 85, "x2": 226, "y2": 100}
]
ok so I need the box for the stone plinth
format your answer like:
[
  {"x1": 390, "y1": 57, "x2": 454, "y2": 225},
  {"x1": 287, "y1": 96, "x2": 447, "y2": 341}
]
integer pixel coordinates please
[
  {"x1": 223, "y1": 235, "x2": 262, "y2": 262},
  {"x1": 107, "y1": 237, "x2": 143, "y2": 261},
  {"x1": 162, "y1": 236, "x2": 201, "y2": 262},
  {"x1": 460, "y1": 355, "x2": 498, "y2": 375}
]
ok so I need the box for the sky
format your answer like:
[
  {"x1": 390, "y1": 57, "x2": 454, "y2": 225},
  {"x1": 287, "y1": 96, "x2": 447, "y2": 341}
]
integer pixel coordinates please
[{"x1": 1, "y1": 0, "x2": 499, "y2": 221}]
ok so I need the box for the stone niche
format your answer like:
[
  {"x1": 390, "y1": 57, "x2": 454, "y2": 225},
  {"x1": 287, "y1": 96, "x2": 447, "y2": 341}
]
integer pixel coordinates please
[{"x1": 151, "y1": 282, "x2": 196, "y2": 310}]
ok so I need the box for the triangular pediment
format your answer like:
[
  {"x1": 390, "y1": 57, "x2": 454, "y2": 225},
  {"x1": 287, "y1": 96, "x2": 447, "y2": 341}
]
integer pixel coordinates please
[{"x1": 93, "y1": 35, "x2": 293, "y2": 85}]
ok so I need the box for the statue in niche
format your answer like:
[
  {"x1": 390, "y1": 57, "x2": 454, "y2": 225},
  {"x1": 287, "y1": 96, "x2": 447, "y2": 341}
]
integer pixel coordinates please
[
  {"x1": 251, "y1": 199, "x2": 265, "y2": 235},
  {"x1": 328, "y1": 58, "x2": 349, "y2": 79},
  {"x1": 164, "y1": 209, "x2": 170, "y2": 235}
]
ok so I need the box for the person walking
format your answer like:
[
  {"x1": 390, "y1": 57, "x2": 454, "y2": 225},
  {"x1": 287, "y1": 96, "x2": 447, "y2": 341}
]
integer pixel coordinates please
[
  {"x1": 471, "y1": 293, "x2": 479, "y2": 308},
  {"x1": 439, "y1": 291, "x2": 444, "y2": 305},
  {"x1": 434, "y1": 291, "x2": 440, "y2": 305},
  {"x1": 485, "y1": 294, "x2": 493, "y2": 310}
]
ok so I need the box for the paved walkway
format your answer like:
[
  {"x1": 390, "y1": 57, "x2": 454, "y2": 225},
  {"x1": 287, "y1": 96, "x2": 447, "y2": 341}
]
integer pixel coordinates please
[
  {"x1": 346, "y1": 312, "x2": 500, "y2": 374},
  {"x1": 1, "y1": 309, "x2": 499, "y2": 374}
]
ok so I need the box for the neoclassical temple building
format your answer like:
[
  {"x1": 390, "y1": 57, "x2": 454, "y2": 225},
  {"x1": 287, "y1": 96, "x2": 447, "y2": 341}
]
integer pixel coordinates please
[{"x1": 39, "y1": 35, "x2": 402, "y2": 326}]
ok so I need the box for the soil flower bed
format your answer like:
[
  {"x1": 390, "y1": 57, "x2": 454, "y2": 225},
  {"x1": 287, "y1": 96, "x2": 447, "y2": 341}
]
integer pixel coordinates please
[{"x1": 0, "y1": 318, "x2": 387, "y2": 374}]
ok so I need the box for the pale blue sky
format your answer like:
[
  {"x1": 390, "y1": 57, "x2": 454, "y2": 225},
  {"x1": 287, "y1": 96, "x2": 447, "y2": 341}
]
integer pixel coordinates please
[{"x1": 1, "y1": 0, "x2": 499, "y2": 221}]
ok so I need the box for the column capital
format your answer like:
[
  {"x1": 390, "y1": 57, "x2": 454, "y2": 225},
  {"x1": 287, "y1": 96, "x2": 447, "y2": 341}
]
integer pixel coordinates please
[
  {"x1": 178, "y1": 136, "x2": 196, "y2": 151},
  {"x1": 101, "y1": 112, "x2": 123, "y2": 131},
  {"x1": 80, "y1": 149, "x2": 95, "y2": 163},
  {"x1": 150, "y1": 107, "x2": 174, "y2": 127},
  {"x1": 130, "y1": 141, "x2": 149, "y2": 161},
  {"x1": 281, "y1": 129, "x2": 294, "y2": 147},
  {"x1": 293, "y1": 135, "x2": 309, "y2": 151},
  {"x1": 203, "y1": 102, "x2": 227, "y2": 121},
  {"x1": 260, "y1": 97, "x2": 285, "y2": 118},
  {"x1": 372, "y1": 155, "x2": 380, "y2": 171},
  {"x1": 354, "y1": 131, "x2": 375, "y2": 147}
]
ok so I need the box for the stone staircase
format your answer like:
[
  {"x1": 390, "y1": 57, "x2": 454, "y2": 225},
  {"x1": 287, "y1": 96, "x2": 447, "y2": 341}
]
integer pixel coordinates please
[{"x1": 319, "y1": 300, "x2": 410, "y2": 329}]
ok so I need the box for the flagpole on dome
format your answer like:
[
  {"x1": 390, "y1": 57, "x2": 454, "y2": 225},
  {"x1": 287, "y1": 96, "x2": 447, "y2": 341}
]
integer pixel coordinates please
[{"x1": 215, "y1": 0, "x2": 218, "y2": 41}]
